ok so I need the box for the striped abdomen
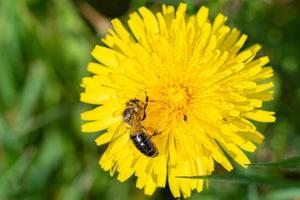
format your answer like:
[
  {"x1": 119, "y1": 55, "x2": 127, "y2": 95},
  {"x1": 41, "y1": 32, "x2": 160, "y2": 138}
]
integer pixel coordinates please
[{"x1": 130, "y1": 131, "x2": 158, "y2": 157}]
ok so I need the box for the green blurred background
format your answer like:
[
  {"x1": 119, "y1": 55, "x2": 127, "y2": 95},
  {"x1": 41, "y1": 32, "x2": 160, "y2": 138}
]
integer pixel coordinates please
[{"x1": 0, "y1": 0, "x2": 300, "y2": 199}]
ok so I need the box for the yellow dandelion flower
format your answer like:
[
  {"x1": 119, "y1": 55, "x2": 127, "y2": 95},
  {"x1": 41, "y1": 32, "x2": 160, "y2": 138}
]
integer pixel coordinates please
[{"x1": 80, "y1": 3, "x2": 275, "y2": 198}]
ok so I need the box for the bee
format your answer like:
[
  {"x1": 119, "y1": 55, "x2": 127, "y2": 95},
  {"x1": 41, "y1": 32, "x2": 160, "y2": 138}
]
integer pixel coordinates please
[
  {"x1": 123, "y1": 96, "x2": 158, "y2": 157},
  {"x1": 107, "y1": 94, "x2": 159, "y2": 157}
]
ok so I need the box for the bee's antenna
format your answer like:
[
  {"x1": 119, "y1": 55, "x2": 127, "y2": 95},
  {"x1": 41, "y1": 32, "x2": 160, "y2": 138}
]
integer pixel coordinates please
[{"x1": 144, "y1": 90, "x2": 157, "y2": 103}]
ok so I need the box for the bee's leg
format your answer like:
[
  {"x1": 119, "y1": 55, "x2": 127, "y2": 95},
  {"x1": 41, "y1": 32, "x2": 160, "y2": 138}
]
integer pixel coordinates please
[
  {"x1": 145, "y1": 127, "x2": 161, "y2": 137},
  {"x1": 141, "y1": 91, "x2": 149, "y2": 121},
  {"x1": 152, "y1": 130, "x2": 161, "y2": 137}
]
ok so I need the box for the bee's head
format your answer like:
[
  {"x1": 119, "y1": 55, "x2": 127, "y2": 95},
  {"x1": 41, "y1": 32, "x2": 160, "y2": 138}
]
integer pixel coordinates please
[
  {"x1": 125, "y1": 98, "x2": 146, "y2": 121},
  {"x1": 126, "y1": 98, "x2": 144, "y2": 109}
]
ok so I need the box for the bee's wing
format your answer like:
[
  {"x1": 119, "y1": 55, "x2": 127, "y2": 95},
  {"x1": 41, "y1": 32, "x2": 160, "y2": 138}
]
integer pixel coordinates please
[{"x1": 105, "y1": 120, "x2": 128, "y2": 156}]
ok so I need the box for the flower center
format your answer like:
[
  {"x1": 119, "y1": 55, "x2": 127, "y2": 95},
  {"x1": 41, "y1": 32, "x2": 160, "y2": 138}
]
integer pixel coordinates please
[{"x1": 163, "y1": 85, "x2": 191, "y2": 111}]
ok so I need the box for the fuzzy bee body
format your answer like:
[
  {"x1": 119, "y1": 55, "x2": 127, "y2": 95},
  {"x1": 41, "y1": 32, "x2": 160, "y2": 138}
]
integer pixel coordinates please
[
  {"x1": 130, "y1": 131, "x2": 158, "y2": 157},
  {"x1": 122, "y1": 98, "x2": 158, "y2": 157}
]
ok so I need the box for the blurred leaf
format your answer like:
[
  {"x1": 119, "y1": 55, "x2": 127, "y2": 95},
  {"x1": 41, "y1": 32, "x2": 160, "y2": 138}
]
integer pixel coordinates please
[
  {"x1": 15, "y1": 61, "x2": 47, "y2": 129},
  {"x1": 178, "y1": 174, "x2": 300, "y2": 187},
  {"x1": 14, "y1": 104, "x2": 71, "y2": 137},
  {"x1": 247, "y1": 185, "x2": 259, "y2": 200},
  {"x1": 184, "y1": 0, "x2": 197, "y2": 14},
  {"x1": 248, "y1": 156, "x2": 300, "y2": 168},
  {"x1": 0, "y1": 148, "x2": 36, "y2": 197},
  {"x1": 106, "y1": 178, "x2": 130, "y2": 200},
  {"x1": 0, "y1": 113, "x2": 15, "y2": 151},
  {"x1": 150, "y1": 0, "x2": 181, "y2": 5},
  {"x1": 57, "y1": 172, "x2": 93, "y2": 200},
  {"x1": 265, "y1": 188, "x2": 300, "y2": 200},
  {"x1": 0, "y1": 57, "x2": 16, "y2": 111},
  {"x1": 23, "y1": 128, "x2": 64, "y2": 192},
  {"x1": 0, "y1": 113, "x2": 21, "y2": 167},
  {"x1": 0, "y1": 0, "x2": 21, "y2": 108}
]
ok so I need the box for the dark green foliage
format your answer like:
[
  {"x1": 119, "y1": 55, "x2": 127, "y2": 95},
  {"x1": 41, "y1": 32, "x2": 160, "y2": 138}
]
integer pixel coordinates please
[{"x1": 0, "y1": 0, "x2": 299, "y2": 199}]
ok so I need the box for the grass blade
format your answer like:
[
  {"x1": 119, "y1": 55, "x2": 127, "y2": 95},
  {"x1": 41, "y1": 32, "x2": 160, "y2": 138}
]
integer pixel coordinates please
[
  {"x1": 0, "y1": 113, "x2": 21, "y2": 160},
  {"x1": 177, "y1": 174, "x2": 300, "y2": 187},
  {"x1": 248, "y1": 156, "x2": 300, "y2": 168},
  {"x1": 15, "y1": 61, "x2": 47, "y2": 131}
]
